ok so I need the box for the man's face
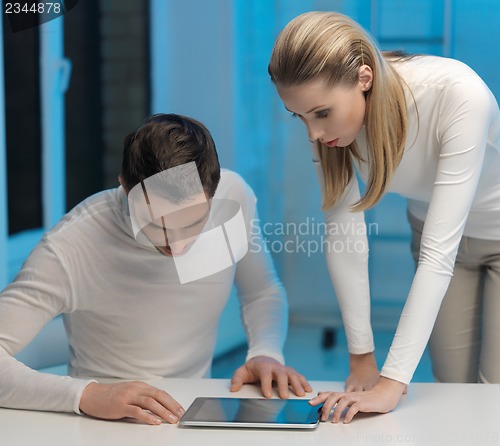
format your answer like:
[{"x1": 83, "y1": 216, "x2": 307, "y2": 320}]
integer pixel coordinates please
[
  {"x1": 124, "y1": 166, "x2": 249, "y2": 283},
  {"x1": 140, "y1": 193, "x2": 211, "y2": 256},
  {"x1": 124, "y1": 163, "x2": 212, "y2": 257}
]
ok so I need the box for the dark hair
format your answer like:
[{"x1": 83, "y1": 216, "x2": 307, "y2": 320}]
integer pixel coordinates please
[{"x1": 121, "y1": 114, "x2": 221, "y2": 199}]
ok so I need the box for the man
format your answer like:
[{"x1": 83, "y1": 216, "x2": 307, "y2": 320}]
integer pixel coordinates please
[{"x1": 0, "y1": 114, "x2": 311, "y2": 425}]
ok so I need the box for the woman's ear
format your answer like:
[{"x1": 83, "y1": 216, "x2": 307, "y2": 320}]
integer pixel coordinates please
[{"x1": 358, "y1": 65, "x2": 373, "y2": 92}]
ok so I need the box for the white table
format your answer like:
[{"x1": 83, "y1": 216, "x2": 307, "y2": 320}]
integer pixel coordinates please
[{"x1": 1, "y1": 379, "x2": 499, "y2": 445}]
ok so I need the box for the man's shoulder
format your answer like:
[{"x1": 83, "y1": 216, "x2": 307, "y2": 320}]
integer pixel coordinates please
[
  {"x1": 216, "y1": 169, "x2": 256, "y2": 201},
  {"x1": 219, "y1": 168, "x2": 250, "y2": 187},
  {"x1": 46, "y1": 188, "x2": 122, "y2": 241}
]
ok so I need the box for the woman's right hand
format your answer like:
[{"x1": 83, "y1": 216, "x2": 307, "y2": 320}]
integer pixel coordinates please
[
  {"x1": 79, "y1": 381, "x2": 185, "y2": 425},
  {"x1": 310, "y1": 376, "x2": 407, "y2": 424},
  {"x1": 345, "y1": 352, "x2": 380, "y2": 391}
]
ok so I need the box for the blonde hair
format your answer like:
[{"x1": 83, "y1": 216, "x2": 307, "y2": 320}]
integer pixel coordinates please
[{"x1": 269, "y1": 11, "x2": 408, "y2": 211}]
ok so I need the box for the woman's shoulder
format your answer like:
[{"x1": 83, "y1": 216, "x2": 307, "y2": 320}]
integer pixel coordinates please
[{"x1": 393, "y1": 54, "x2": 481, "y2": 87}]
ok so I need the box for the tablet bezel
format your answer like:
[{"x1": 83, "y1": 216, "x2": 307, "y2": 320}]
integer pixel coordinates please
[{"x1": 179, "y1": 397, "x2": 321, "y2": 429}]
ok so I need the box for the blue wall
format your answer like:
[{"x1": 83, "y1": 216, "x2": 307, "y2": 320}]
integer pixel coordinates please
[
  {"x1": 150, "y1": 0, "x2": 500, "y2": 328},
  {"x1": 3, "y1": 1, "x2": 500, "y2": 369}
]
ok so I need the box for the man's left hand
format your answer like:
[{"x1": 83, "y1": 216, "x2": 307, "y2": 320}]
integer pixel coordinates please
[{"x1": 230, "y1": 356, "x2": 312, "y2": 398}]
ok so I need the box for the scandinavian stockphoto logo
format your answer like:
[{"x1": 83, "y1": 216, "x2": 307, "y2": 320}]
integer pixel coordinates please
[
  {"x1": 127, "y1": 162, "x2": 248, "y2": 284},
  {"x1": 249, "y1": 217, "x2": 378, "y2": 257}
]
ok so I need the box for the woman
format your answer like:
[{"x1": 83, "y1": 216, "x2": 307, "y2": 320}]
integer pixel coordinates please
[{"x1": 269, "y1": 11, "x2": 500, "y2": 423}]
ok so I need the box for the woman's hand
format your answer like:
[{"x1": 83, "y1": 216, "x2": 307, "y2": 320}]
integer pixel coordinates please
[
  {"x1": 345, "y1": 352, "x2": 380, "y2": 391},
  {"x1": 309, "y1": 376, "x2": 407, "y2": 424}
]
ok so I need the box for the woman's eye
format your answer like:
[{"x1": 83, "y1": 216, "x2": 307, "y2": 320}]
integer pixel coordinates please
[{"x1": 316, "y1": 111, "x2": 329, "y2": 119}]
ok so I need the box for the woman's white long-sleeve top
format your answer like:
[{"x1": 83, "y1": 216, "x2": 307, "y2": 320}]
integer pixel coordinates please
[{"x1": 313, "y1": 55, "x2": 500, "y2": 384}]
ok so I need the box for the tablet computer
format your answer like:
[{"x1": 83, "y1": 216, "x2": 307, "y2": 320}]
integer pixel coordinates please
[{"x1": 179, "y1": 397, "x2": 321, "y2": 429}]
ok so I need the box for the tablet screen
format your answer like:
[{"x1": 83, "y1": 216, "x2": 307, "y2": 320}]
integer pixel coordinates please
[{"x1": 179, "y1": 397, "x2": 321, "y2": 429}]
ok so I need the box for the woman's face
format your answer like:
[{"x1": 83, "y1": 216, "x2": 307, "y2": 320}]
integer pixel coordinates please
[{"x1": 276, "y1": 67, "x2": 372, "y2": 148}]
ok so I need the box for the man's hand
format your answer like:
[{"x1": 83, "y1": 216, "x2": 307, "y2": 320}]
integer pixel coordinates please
[
  {"x1": 79, "y1": 381, "x2": 185, "y2": 425},
  {"x1": 309, "y1": 376, "x2": 407, "y2": 424},
  {"x1": 345, "y1": 352, "x2": 380, "y2": 391},
  {"x1": 230, "y1": 356, "x2": 312, "y2": 398}
]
